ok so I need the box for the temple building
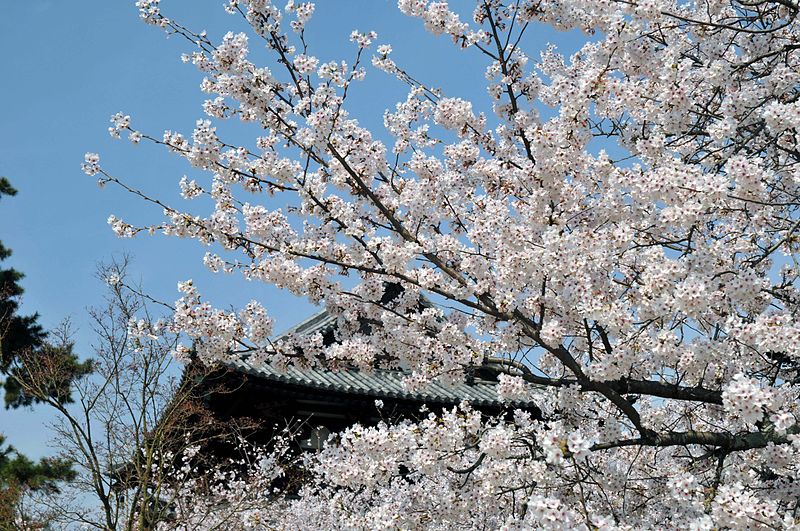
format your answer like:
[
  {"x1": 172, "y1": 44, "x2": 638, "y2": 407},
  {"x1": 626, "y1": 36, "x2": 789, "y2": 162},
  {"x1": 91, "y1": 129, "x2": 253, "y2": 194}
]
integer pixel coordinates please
[{"x1": 175, "y1": 305, "x2": 540, "y2": 462}]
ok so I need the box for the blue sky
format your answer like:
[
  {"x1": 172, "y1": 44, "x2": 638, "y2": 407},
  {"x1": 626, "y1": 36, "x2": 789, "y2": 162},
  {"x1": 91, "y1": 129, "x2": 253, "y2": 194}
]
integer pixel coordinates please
[{"x1": 0, "y1": 1, "x2": 582, "y2": 458}]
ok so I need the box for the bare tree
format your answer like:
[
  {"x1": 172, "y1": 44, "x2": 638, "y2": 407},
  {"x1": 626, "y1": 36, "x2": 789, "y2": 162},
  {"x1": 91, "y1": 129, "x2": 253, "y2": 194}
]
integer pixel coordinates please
[{"x1": 9, "y1": 258, "x2": 238, "y2": 530}]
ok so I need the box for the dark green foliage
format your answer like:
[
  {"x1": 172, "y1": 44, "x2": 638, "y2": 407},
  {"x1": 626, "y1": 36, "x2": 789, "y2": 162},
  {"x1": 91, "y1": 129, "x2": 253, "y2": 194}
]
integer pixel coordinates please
[
  {"x1": 0, "y1": 177, "x2": 91, "y2": 408},
  {"x1": 0, "y1": 434, "x2": 75, "y2": 492},
  {"x1": 0, "y1": 433, "x2": 75, "y2": 526},
  {"x1": 0, "y1": 178, "x2": 87, "y2": 522},
  {"x1": 0, "y1": 178, "x2": 15, "y2": 198}
]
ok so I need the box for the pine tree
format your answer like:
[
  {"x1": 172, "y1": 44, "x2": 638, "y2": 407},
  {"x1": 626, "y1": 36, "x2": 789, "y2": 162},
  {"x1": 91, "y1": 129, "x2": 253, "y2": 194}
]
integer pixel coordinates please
[
  {"x1": 0, "y1": 434, "x2": 75, "y2": 526},
  {"x1": 0, "y1": 177, "x2": 91, "y2": 407},
  {"x1": 0, "y1": 178, "x2": 88, "y2": 525}
]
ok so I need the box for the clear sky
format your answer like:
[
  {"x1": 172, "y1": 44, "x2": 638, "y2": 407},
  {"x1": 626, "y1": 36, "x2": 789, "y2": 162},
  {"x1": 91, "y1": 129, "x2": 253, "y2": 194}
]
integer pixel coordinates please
[{"x1": 0, "y1": 1, "x2": 580, "y2": 459}]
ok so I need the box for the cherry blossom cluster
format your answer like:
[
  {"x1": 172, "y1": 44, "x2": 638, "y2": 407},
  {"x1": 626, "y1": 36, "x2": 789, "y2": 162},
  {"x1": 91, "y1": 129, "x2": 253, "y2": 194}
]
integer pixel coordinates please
[
  {"x1": 88, "y1": 0, "x2": 800, "y2": 527},
  {"x1": 147, "y1": 438, "x2": 296, "y2": 530}
]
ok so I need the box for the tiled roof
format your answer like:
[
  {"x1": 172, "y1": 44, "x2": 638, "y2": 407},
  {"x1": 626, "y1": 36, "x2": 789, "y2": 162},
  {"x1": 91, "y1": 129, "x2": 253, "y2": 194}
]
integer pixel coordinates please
[
  {"x1": 227, "y1": 357, "x2": 533, "y2": 407},
  {"x1": 281, "y1": 308, "x2": 338, "y2": 337},
  {"x1": 224, "y1": 308, "x2": 535, "y2": 408}
]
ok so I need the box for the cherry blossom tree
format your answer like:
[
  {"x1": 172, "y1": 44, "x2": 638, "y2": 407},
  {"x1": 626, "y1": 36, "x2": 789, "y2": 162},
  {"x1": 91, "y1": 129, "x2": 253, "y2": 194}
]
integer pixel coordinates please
[{"x1": 87, "y1": 0, "x2": 800, "y2": 528}]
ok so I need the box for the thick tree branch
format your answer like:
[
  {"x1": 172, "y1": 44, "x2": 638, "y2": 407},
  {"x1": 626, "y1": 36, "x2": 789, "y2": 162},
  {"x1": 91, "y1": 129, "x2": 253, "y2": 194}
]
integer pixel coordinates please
[{"x1": 590, "y1": 428, "x2": 793, "y2": 453}]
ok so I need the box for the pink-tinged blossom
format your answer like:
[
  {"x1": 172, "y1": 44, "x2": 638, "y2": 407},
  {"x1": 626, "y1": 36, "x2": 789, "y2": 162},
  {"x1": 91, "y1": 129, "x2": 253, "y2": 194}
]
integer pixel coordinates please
[
  {"x1": 178, "y1": 176, "x2": 203, "y2": 199},
  {"x1": 349, "y1": 30, "x2": 377, "y2": 49},
  {"x1": 285, "y1": 1, "x2": 315, "y2": 32},
  {"x1": 566, "y1": 430, "x2": 594, "y2": 460},
  {"x1": 135, "y1": 0, "x2": 166, "y2": 26},
  {"x1": 524, "y1": 495, "x2": 584, "y2": 530},
  {"x1": 82, "y1": 152, "x2": 100, "y2": 176},
  {"x1": 107, "y1": 215, "x2": 135, "y2": 238},
  {"x1": 433, "y1": 97, "x2": 477, "y2": 131},
  {"x1": 722, "y1": 373, "x2": 772, "y2": 424},
  {"x1": 496, "y1": 373, "x2": 529, "y2": 402},
  {"x1": 108, "y1": 112, "x2": 130, "y2": 138},
  {"x1": 293, "y1": 54, "x2": 318, "y2": 74}
]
